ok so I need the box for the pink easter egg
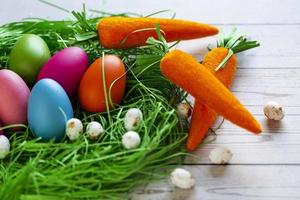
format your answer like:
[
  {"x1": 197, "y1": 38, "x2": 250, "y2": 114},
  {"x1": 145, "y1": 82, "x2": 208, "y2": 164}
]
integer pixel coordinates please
[{"x1": 0, "y1": 69, "x2": 30, "y2": 126}]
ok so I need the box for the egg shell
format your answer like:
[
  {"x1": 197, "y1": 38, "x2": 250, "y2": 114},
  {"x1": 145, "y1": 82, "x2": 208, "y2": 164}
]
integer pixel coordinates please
[
  {"x1": 37, "y1": 47, "x2": 89, "y2": 97},
  {"x1": 28, "y1": 79, "x2": 74, "y2": 141},
  {"x1": 79, "y1": 55, "x2": 126, "y2": 113},
  {"x1": 9, "y1": 34, "x2": 51, "y2": 85},
  {"x1": 0, "y1": 69, "x2": 30, "y2": 126}
]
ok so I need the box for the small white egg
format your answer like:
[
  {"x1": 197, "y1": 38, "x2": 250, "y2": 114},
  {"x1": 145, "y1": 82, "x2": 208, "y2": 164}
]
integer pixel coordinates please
[
  {"x1": 209, "y1": 146, "x2": 233, "y2": 164},
  {"x1": 176, "y1": 102, "x2": 192, "y2": 119},
  {"x1": 86, "y1": 121, "x2": 104, "y2": 140},
  {"x1": 0, "y1": 135, "x2": 10, "y2": 159},
  {"x1": 124, "y1": 108, "x2": 143, "y2": 131},
  {"x1": 66, "y1": 118, "x2": 83, "y2": 141},
  {"x1": 122, "y1": 131, "x2": 141, "y2": 149},
  {"x1": 264, "y1": 101, "x2": 285, "y2": 121},
  {"x1": 170, "y1": 168, "x2": 195, "y2": 189}
]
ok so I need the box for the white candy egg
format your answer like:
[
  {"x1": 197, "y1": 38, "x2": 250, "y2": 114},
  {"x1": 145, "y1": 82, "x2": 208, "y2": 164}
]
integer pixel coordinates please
[
  {"x1": 170, "y1": 168, "x2": 195, "y2": 189},
  {"x1": 122, "y1": 131, "x2": 141, "y2": 149},
  {"x1": 124, "y1": 108, "x2": 143, "y2": 131},
  {"x1": 176, "y1": 102, "x2": 192, "y2": 118},
  {"x1": 0, "y1": 135, "x2": 10, "y2": 159},
  {"x1": 86, "y1": 121, "x2": 104, "y2": 140},
  {"x1": 209, "y1": 146, "x2": 233, "y2": 164},
  {"x1": 66, "y1": 118, "x2": 83, "y2": 141},
  {"x1": 264, "y1": 101, "x2": 285, "y2": 121}
]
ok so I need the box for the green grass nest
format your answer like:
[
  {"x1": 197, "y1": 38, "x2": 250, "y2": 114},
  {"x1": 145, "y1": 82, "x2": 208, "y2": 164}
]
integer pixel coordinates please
[{"x1": 0, "y1": 6, "x2": 189, "y2": 200}]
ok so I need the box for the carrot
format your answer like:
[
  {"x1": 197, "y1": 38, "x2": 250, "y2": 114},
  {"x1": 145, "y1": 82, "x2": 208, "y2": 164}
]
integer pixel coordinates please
[
  {"x1": 187, "y1": 29, "x2": 261, "y2": 151},
  {"x1": 187, "y1": 48, "x2": 237, "y2": 150},
  {"x1": 160, "y1": 49, "x2": 262, "y2": 135},
  {"x1": 97, "y1": 17, "x2": 218, "y2": 49}
]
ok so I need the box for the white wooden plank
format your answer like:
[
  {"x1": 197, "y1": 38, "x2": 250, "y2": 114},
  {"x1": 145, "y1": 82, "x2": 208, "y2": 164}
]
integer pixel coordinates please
[
  {"x1": 182, "y1": 115, "x2": 300, "y2": 164},
  {"x1": 95, "y1": 0, "x2": 300, "y2": 25},
  {"x1": 237, "y1": 105, "x2": 300, "y2": 116},
  {"x1": 131, "y1": 165, "x2": 300, "y2": 200},
  {"x1": 184, "y1": 68, "x2": 300, "y2": 109},
  {"x1": 183, "y1": 107, "x2": 300, "y2": 164},
  {"x1": 186, "y1": 134, "x2": 300, "y2": 164},
  {"x1": 177, "y1": 25, "x2": 300, "y2": 68},
  {"x1": 0, "y1": 0, "x2": 300, "y2": 24},
  {"x1": 228, "y1": 68, "x2": 300, "y2": 107},
  {"x1": 1, "y1": 0, "x2": 299, "y2": 24},
  {"x1": 210, "y1": 115, "x2": 300, "y2": 133}
]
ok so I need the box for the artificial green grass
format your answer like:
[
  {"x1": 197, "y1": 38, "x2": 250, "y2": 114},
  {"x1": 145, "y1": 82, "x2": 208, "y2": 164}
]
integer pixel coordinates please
[{"x1": 0, "y1": 7, "x2": 188, "y2": 200}]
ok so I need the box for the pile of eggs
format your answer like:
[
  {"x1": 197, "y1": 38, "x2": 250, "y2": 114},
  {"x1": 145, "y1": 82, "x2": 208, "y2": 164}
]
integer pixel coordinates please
[{"x1": 0, "y1": 34, "x2": 126, "y2": 141}]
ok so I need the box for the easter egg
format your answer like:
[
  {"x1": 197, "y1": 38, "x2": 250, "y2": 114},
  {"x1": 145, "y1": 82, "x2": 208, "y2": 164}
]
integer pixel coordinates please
[
  {"x1": 37, "y1": 47, "x2": 89, "y2": 97},
  {"x1": 9, "y1": 34, "x2": 51, "y2": 85},
  {"x1": 0, "y1": 69, "x2": 30, "y2": 126},
  {"x1": 28, "y1": 79, "x2": 74, "y2": 141},
  {"x1": 79, "y1": 55, "x2": 126, "y2": 113}
]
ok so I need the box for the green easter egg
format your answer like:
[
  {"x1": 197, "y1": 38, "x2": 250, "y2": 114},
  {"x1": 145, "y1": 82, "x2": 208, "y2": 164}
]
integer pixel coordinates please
[{"x1": 9, "y1": 34, "x2": 51, "y2": 85}]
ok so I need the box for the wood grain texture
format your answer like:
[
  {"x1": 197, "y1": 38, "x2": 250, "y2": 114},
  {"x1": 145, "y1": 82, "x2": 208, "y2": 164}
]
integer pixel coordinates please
[
  {"x1": 1, "y1": 0, "x2": 300, "y2": 24},
  {"x1": 131, "y1": 165, "x2": 300, "y2": 200},
  {"x1": 1, "y1": 0, "x2": 299, "y2": 199},
  {"x1": 178, "y1": 25, "x2": 300, "y2": 67}
]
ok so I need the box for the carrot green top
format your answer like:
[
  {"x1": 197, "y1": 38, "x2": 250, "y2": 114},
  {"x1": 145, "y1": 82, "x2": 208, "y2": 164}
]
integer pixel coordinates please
[{"x1": 213, "y1": 28, "x2": 260, "y2": 70}]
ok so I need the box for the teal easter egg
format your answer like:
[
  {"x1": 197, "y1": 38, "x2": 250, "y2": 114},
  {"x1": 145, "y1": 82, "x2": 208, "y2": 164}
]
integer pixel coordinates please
[{"x1": 28, "y1": 79, "x2": 73, "y2": 141}]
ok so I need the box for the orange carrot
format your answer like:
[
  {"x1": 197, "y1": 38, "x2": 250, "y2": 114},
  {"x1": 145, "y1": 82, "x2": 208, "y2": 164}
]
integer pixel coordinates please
[
  {"x1": 187, "y1": 48, "x2": 237, "y2": 151},
  {"x1": 160, "y1": 49, "x2": 262, "y2": 134},
  {"x1": 97, "y1": 17, "x2": 218, "y2": 49},
  {"x1": 186, "y1": 29, "x2": 261, "y2": 151}
]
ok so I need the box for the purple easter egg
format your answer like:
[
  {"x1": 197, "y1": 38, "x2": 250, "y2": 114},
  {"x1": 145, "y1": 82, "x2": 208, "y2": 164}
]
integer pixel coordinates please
[
  {"x1": 37, "y1": 47, "x2": 89, "y2": 97},
  {"x1": 0, "y1": 69, "x2": 30, "y2": 127}
]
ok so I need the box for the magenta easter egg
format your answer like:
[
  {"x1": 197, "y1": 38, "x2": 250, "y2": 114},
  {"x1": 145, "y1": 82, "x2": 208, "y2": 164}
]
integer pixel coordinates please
[
  {"x1": 37, "y1": 47, "x2": 89, "y2": 97},
  {"x1": 0, "y1": 69, "x2": 30, "y2": 126}
]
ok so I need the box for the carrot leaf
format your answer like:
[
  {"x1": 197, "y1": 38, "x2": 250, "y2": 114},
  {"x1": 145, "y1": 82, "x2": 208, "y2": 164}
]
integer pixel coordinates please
[
  {"x1": 215, "y1": 28, "x2": 260, "y2": 71},
  {"x1": 217, "y1": 28, "x2": 260, "y2": 54}
]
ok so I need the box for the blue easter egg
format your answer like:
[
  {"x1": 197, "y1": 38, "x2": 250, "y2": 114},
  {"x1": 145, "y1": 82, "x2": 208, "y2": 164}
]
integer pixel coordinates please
[{"x1": 28, "y1": 79, "x2": 74, "y2": 141}]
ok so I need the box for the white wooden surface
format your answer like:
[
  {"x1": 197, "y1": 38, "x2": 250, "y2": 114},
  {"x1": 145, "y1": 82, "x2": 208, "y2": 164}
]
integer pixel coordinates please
[{"x1": 1, "y1": 0, "x2": 300, "y2": 199}]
